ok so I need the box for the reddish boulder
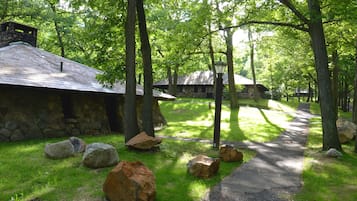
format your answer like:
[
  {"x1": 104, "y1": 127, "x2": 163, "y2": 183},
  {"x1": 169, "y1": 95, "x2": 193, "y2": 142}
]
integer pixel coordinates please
[
  {"x1": 103, "y1": 161, "x2": 156, "y2": 201},
  {"x1": 125, "y1": 132, "x2": 162, "y2": 150},
  {"x1": 219, "y1": 144, "x2": 243, "y2": 162},
  {"x1": 187, "y1": 155, "x2": 220, "y2": 179}
]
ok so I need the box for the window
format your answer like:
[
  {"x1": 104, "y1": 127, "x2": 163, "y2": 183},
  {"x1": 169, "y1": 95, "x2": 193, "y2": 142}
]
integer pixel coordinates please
[
  {"x1": 194, "y1": 86, "x2": 198, "y2": 93},
  {"x1": 201, "y1": 86, "x2": 206, "y2": 93}
]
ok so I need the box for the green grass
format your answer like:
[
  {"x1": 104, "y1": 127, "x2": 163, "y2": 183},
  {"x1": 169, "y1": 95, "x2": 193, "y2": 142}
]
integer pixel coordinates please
[
  {"x1": 0, "y1": 97, "x2": 298, "y2": 201},
  {"x1": 0, "y1": 135, "x2": 255, "y2": 201},
  {"x1": 158, "y1": 98, "x2": 296, "y2": 142},
  {"x1": 309, "y1": 101, "x2": 352, "y2": 120},
  {"x1": 294, "y1": 117, "x2": 357, "y2": 201}
]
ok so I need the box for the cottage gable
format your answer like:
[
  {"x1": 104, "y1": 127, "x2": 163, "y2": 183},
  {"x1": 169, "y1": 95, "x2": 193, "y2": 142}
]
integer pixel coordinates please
[
  {"x1": 153, "y1": 71, "x2": 268, "y2": 99},
  {"x1": 0, "y1": 22, "x2": 174, "y2": 142}
]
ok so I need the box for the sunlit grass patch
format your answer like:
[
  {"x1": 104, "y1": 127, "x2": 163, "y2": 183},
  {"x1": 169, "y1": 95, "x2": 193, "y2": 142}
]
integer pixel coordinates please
[
  {"x1": 295, "y1": 117, "x2": 357, "y2": 201},
  {"x1": 0, "y1": 135, "x2": 255, "y2": 201},
  {"x1": 159, "y1": 98, "x2": 294, "y2": 142}
]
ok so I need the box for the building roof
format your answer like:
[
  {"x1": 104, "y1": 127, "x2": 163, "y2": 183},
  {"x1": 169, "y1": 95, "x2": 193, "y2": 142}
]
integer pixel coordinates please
[
  {"x1": 154, "y1": 70, "x2": 268, "y2": 91},
  {"x1": 0, "y1": 43, "x2": 175, "y2": 100}
]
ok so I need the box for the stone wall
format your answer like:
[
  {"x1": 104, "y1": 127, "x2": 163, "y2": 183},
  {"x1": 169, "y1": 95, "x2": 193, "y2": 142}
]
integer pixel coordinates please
[
  {"x1": 0, "y1": 85, "x2": 169, "y2": 142},
  {"x1": 176, "y1": 85, "x2": 214, "y2": 98},
  {"x1": 0, "y1": 86, "x2": 110, "y2": 142}
]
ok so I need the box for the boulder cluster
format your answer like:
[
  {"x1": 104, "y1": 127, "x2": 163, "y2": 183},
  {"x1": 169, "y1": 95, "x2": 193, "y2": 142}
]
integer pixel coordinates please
[
  {"x1": 43, "y1": 134, "x2": 244, "y2": 201},
  {"x1": 43, "y1": 132, "x2": 161, "y2": 201}
]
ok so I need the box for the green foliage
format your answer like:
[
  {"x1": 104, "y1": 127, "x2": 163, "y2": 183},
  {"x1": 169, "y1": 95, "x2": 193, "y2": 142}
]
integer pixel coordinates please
[
  {"x1": 295, "y1": 117, "x2": 357, "y2": 201},
  {"x1": 0, "y1": 136, "x2": 255, "y2": 201}
]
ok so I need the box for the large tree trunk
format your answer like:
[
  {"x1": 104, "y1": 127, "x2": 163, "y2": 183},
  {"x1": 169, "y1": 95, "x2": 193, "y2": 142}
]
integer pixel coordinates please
[
  {"x1": 306, "y1": 82, "x2": 312, "y2": 102},
  {"x1": 124, "y1": 0, "x2": 139, "y2": 142},
  {"x1": 342, "y1": 79, "x2": 348, "y2": 112},
  {"x1": 137, "y1": 0, "x2": 154, "y2": 137},
  {"x1": 208, "y1": 25, "x2": 217, "y2": 98},
  {"x1": 331, "y1": 49, "x2": 339, "y2": 118},
  {"x1": 172, "y1": 64, "x2": 178, "y2": 96},
  {"x1": 308, "y1": 0, "x2": 341, "y2": 151},
  {"x1": 167, "y1": 66, "x2": 173, "y2": 94},
  {"x1": 225, "y1": 29, "x2": 238, "y2": 109},
  {"x1": 248, "y1": 27, "x2": 258, "y2": 101},
  {"x1": 353, "y1": 35, "x2": 357, "y2": 153}
]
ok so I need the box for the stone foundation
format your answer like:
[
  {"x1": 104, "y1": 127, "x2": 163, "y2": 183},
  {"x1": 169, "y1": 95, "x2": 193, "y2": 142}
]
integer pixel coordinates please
[
  {"x1": 0, "y1": 85, "x2": 168, "y2": 142},
  {"x1": 0, "y1": 86, "x2": 111, "y2": 141}
]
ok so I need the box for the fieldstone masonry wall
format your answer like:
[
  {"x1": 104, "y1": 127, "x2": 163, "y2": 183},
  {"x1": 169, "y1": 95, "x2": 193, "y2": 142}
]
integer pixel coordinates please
[{"x1": 0, "y1": 86, "x2": 110, "y2": 142}]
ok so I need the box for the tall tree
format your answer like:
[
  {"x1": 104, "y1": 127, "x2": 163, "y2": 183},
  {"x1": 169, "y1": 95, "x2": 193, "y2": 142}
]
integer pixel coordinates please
[
  {"x1": 306, "y1": 0, "x2": 341, "y2": 150},
  {"x1": 235, "y1": 0, "x2": 342, "y2": 150},
  {"x1": 124, "y1": 0, "x2": 139, "y2": 142},
  {"x1": 214, "y1": 0, "x2": 239, "y2": 109},
  {"x1": 224, "y1": 28, "x2": 238, "y2": 108},
  {"x1": 136, "y1": 0, "x2": 154, "y2": 136},
  {"x1": 248, "y1": 26, "x2": 258, "y2": 101},
  {"x1": 45, "y1": 0, "x2": 65, "y2": 57},
  {"x1": 353, "y1": 35, "x2": 357, "y2": 152}
]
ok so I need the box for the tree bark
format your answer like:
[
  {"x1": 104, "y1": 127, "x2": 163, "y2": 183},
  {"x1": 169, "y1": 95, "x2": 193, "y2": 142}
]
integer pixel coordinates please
[
  {"x1": 353, "y1": 35, "x2": 357, "y2": 153},
  {"x1": 225, "y1": 29, "x2": 238, "y2": 109},
  {"x1": 308, "y1": 0, "x2": 341, "y2": 150},
  {"x1": 48, "y1": 1, "x2": 65, "y2": 57},
  {"x1": 167, "y1": 66, "x2": 173, "y2": 94},
  {"x1": 249, "y1": 27, "x2": 258, "y2": 101},
  {"x1": 124, "y1": 0, "x2": 139, "y2": 142},
  {"x1": 137, "y1": 0, "x2": 154, "y2": 136},
  {"x1": 172, "y1": 64, "x2": 178, "y2": 96},
  {"x1": 331, "y1": 49, "x2": 339, "y2": 118},
  {"x1": 342, "y1": 79, "x2": 348, "y2": 112},
  {"x1": 208, "y1": 23, "x2": 216, "y2": 91}
]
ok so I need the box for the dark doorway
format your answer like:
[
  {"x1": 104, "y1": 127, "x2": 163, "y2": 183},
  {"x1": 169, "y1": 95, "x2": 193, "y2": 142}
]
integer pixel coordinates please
[
  {"x1": 61, "y1": 94, "x2": 75, "y2": 119},
  {"x1": 105, "y1": 96, "x2": 122, "y2": 132}
]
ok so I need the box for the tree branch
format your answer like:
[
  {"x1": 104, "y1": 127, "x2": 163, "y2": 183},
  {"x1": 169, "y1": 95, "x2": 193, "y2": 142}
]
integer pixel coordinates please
[
  {"x1": 223, "y1": 20, "x2": 309, "y2": 32},
  {"x1": 278, "y1": 0, "x2": 310, "y2": 25}
]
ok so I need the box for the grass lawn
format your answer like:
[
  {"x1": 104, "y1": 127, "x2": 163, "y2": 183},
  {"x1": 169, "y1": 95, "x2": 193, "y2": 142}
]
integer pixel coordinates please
[
  {"x1": 0, "y1": 134, "x2": 255, "y2": 201},
  {"x1": 158, "y1": 98, "x2": 296, "y2": 142},
  {"x1": 294, "y1": 115, "x2": 357, "y2": 200},
  {"x1": 0, "y1": 97, "x2": 297, "y2": 201}
]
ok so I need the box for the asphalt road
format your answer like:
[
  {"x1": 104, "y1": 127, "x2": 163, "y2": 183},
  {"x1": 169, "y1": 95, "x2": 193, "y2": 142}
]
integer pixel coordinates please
[{"x1": 202, "y1": 103, "x2": 312, "y2": 201}]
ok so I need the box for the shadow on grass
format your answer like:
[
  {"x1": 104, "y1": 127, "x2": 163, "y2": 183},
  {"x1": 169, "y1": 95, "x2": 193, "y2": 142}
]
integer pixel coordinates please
[
  {"x1": 228, "y1": 108, "x2": 246, "y2": 141},
  {"x1": 258, "y1": 108, "x2": 284, "y2": 133}
]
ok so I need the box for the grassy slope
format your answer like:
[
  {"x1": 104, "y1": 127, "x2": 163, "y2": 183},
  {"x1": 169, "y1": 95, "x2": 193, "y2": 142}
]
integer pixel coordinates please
[{"x1": 294, "y1": 103, "x2": 357, "y2": 201}]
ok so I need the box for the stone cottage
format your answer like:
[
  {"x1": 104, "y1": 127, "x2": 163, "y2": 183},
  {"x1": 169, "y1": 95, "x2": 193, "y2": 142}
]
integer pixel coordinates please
[
  {"x1": 0, "y1": 22, "x2": 175, "y2": 142},
  {"x1": 154, "y1": 71, "x2": 268, "y2": 99}
]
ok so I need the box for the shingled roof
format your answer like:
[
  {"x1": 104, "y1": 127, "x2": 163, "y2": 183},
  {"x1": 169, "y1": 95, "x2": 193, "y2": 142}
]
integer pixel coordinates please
[
  {"x1": 154, "y1": 70, "x2": 268, "y2": 91},
  {"x1": 0, "y1": 43, "x2": 175, "y2": 100}
]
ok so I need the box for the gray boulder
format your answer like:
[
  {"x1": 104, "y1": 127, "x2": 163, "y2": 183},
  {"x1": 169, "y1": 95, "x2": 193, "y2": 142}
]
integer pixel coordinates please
[
  {"x1": 336, "y1": 118, "x2": 356, "y2": 143},
  {"x1": 326, "y1": 148, "x2": 343, "y2": 158},
  {"x1": 82, "y1": 143, "x2": 119, "y2": 169},
  {"x1": 69, "y1": 136, "x2": 86, "y2": 153},
  {"x1": 45, "y1": 140, "x2": 75, "y2": 159}
]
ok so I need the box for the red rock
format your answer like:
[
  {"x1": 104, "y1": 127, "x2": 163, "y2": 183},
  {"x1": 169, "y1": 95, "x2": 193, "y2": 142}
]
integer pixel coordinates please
[
  {"x1": 187, "y1": 155, "x2": 220, "y2": 179},
  {"x1": 219, "y1": 144, "x2": 243, "y2": 162},
  {"x1": 103, "y1": 161, "x2": 156, "y2": 201},
  {"x1": 125, "y1": 132, "x2": 162, "y2": 150}
]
